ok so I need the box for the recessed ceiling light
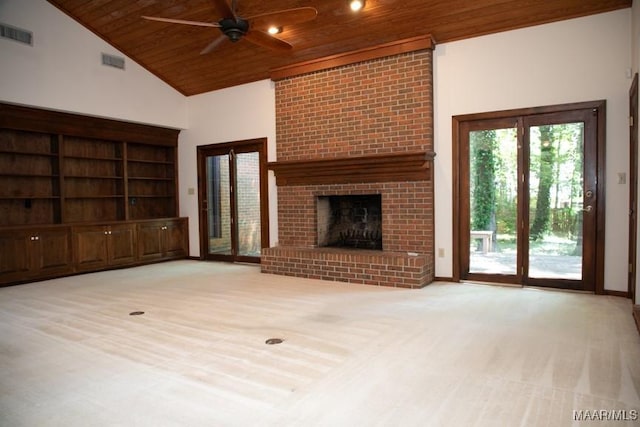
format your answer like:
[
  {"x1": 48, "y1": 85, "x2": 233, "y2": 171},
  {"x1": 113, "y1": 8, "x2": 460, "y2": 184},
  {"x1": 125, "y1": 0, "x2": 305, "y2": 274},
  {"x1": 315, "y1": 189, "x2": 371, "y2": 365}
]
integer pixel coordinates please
[
  {"x1": 268, "y1": 26, "x2": 282, "y2": 35},
  {"x1": 350, "y1": 0, "x2": 365, "y2": 12}
]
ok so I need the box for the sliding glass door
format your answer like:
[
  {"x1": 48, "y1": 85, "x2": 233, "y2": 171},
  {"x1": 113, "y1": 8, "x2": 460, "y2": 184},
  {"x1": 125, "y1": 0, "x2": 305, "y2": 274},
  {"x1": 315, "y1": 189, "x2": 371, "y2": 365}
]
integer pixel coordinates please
[
  {"x1": 457, "y1": 103, "x2": 603, "y2": 291},
  {"x1": 197, "y1": 139, "x2": 268, "y2": 263}
]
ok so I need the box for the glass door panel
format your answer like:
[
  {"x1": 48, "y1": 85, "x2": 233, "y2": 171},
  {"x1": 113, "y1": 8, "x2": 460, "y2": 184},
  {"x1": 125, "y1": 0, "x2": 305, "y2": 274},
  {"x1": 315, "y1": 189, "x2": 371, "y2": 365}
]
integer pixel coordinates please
[
  {"x1": 527, "y1": 123, "x2": 583, "y2": 280},
  {"x1": 235, "y1": 151, "x2": 261, "y2": 257},
  {"x1": 469, "y1": 127, "x2": 518, "y2": 275},
  {"x1": 206, "y1": 154, "x2": 232, "y2": 256}
]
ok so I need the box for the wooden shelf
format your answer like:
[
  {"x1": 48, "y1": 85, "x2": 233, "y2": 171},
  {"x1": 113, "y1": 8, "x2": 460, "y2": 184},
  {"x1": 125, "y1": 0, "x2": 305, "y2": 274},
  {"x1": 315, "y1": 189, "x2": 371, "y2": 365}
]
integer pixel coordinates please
[
  {"x1": 63, "y1": 155, "x2": 121, "y2": 161},
  {"x1": 0, "y1": 196, "x2": 60, "y2": 200},
  {"x1": 65, "y1": 195, "x2": 124, "y2": 199},
  {"x1": 0, "y1": 172, "x2": 59, "y2": 177},
  {"x1": 128, "y1": 176, "x2": 173, "y2": 181},
  {"x1": 1, "y1": 103, "x2": 179, "y2": 226},
  {"x1": 65, "y1": 175, "x2": 123, "y2": 179},
  {"x1": 128, "y1": 159, "x2": 174, "y2": 165},
  {"x1": 0, "y1": 150, "x2": 58, "y2": 157},
  {"x1": 268, "y1": 151, "x2": 436, "y2": 186}
]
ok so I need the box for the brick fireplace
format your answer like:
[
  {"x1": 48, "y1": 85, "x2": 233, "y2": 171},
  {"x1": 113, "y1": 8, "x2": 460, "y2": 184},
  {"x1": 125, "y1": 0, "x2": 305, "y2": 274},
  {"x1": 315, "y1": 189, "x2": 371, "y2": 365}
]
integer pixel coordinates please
[
  {"x1": 262, "y1": 37, "x2": 435, "y2": 288},
  {"x1": 317, "y1": 194, "x2": 382, "y2": 250}
]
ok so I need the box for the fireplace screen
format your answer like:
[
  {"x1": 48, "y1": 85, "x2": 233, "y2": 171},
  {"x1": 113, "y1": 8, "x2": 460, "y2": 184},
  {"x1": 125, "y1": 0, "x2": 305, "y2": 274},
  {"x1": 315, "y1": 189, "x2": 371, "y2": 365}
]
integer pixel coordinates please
[{"x1": 317, "y1": 194, "x2": 382, "y2": 250}]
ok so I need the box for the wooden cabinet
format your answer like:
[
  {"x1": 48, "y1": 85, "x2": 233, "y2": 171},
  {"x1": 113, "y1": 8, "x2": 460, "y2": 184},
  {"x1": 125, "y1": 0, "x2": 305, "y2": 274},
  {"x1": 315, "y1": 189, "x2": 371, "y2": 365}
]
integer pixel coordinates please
[
  {"x1": 0, "y1": 103, "x2": 187, "y2": 286},
  {"x1": 73, "y1": 223, "x2": 137, "y2": 272},
  {"x1": 137, "y1": 218, "x2": 188, "y2": 261},
  {"x1": 0, "y1": 219, "x2": 187, "y2": 285},
  {"x1": 0, "y1": 226, "x2": 72, "y2": 285}
]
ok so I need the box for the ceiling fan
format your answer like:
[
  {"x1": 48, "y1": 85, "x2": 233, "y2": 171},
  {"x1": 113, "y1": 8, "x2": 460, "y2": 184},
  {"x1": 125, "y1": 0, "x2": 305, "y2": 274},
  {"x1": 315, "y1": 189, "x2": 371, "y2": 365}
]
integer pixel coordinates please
[{"x1": 142, "y1": 0, "x2": 318, "y2": 54}]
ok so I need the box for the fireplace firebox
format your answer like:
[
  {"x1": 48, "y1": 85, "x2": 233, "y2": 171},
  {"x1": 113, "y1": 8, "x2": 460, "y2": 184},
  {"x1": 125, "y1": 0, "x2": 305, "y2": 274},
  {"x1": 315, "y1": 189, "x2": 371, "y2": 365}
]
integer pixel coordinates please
[{"x1": 317, "y1": 194, "x2": 382, "y2": 250}]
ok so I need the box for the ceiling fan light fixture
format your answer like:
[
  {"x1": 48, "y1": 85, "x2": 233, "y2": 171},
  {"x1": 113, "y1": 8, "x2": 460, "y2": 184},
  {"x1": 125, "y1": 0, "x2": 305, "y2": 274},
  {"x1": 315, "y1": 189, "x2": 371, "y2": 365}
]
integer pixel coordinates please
[
  {"x1": 219, "y1": 17, "x2": 249, "y2": 42},
  {"x1": 267, "y1": 26, "x2": 282, "y2": 35},
  {"x1": 350, "y1": 0, "x2": 365, "y2": 12}
]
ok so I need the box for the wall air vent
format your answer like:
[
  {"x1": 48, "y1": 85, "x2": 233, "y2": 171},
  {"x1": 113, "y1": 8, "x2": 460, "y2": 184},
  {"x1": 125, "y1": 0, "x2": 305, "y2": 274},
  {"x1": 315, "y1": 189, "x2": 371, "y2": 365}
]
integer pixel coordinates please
[
  {"x1": 101, "y1": 53, "x2": 125, "y2": 70},
  {"x1": 0, "y1": 23, "x2": 33, "y2": 46}
]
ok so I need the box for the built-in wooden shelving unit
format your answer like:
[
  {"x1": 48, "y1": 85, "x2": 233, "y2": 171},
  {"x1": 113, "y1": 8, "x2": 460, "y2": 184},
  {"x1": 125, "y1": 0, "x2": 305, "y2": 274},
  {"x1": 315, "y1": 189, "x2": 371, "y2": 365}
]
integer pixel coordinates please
[{"x1": 0, "y1": 103, "x2": 187, "y2": 286}]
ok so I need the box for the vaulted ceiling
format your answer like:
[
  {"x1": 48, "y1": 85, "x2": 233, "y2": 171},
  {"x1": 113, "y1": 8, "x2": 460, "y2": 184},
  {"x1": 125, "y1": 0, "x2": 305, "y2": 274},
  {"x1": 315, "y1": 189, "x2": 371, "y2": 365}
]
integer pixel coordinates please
[{"x1": 47, "y1": 0, "x2": 631, "y2": 96}]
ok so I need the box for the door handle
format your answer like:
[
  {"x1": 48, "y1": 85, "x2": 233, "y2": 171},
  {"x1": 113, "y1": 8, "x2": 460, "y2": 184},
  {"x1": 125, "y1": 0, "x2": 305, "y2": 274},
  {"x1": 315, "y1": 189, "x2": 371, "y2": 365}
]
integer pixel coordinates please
[{"x1": 583, "y1": 205, "x2": 592, "y2": 212}]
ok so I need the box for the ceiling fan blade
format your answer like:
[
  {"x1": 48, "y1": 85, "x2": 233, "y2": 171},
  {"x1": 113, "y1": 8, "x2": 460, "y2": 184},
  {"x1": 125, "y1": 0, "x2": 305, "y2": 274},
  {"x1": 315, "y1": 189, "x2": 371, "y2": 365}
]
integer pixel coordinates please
[
  {"x1": 247, "y1": 7, "x2": 318, "y2": 31},
  {"x1": 200, "y1": 34, "x2": 228, "y2": 54},
  {"x1": 211, "y1": 0, "x2": 235, "y2": 18},
  {"x1": 244, "y1": 30, "x2": 292, "y2": 51},
  {"x1": 142, "y1": 16, "x2": 220, "y2": 27}
]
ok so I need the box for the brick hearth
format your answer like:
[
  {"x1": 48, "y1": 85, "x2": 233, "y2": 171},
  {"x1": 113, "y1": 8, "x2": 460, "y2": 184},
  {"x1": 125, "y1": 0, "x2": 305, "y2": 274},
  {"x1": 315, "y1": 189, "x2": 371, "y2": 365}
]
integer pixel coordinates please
[
  {"x1": 261, "y1": 247, "x2": 429, "y2": 289},
  {"x1": 264, "y1": 40, "x2": 435, "y2": 288}
]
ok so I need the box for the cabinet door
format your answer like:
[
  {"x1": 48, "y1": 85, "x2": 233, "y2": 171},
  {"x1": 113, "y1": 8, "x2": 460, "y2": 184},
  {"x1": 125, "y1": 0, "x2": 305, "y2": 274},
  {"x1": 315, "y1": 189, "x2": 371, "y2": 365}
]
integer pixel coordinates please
[
  {"x1": 0, "y1": 231, "x2": 31, "y2": 284},
  {"x1": 137, "y1": 221, "x2": 164, "y2": 261},
  {"x1": 33, "y1": 228, "x2": 73, "y2": 277},
  {"x1": 74, "y1": 226, "x2": 109, "y2": 271},
  {"x1": 108, "y1": 224, "x2": 137, "y2": 266},
  {"x1": 163, "y1": 219, "x2": 188, "y2": 258}
]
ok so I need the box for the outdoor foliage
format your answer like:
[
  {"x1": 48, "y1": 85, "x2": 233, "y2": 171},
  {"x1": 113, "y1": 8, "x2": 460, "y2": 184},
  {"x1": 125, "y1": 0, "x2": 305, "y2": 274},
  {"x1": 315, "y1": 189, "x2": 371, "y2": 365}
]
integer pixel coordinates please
[
  {"x1": 470, "y1": 130, "x2": 496, "y2": 231},
  {"x1": 470, "y1": 122, "x2": 584, "y2": 248},
  {"x1": 529, "y1": 125, "x2": 555, "y2": 241}
]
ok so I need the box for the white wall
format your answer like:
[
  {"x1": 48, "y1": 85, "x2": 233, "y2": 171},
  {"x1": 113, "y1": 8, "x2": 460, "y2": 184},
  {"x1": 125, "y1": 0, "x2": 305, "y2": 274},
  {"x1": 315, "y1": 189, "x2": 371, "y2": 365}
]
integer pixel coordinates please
[
  {"x1": 0, "y1": 0, "x2": 187, "y2": 128},
  {"x1": 179, "y1": 80, "x2": 278, "y2": 256},
  {"x1": 434, "y1": 9, "x2": 632, "y2": 292}
]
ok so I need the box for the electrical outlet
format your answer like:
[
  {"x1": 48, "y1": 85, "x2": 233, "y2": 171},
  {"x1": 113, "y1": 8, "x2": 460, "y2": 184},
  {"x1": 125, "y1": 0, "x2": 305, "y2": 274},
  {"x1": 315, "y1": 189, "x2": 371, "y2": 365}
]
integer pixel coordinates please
[
  {"x1": 188, "y1": 187, "x2": 195, "y2": 195},
  {"x1": 438, "y1": 248, "x2": 445, "y2": 258}
]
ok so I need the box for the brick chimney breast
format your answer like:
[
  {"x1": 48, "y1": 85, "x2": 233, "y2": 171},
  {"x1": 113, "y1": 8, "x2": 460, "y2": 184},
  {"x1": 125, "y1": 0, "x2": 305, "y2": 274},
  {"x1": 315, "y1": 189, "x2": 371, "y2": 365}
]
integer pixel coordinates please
[{"x1": 263, "y1": 49, "x2": 434, "y2": 288}]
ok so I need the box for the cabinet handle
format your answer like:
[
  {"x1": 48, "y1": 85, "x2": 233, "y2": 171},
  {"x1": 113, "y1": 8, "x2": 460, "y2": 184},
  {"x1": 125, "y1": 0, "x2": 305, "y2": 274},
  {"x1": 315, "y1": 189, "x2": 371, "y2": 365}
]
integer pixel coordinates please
[
  {"x1": 30, "y1": 236, "x2": 35, "y2": 241},
  {"x1": 35, "y1": 236, "x2": 39, "y2": 241}
]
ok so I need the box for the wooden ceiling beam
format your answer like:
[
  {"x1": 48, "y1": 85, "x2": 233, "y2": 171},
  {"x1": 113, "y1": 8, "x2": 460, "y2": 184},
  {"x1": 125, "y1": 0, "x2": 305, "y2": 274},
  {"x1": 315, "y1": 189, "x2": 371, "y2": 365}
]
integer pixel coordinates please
[{"x1": 271, "y1": 35, "x2": 435, "y2": 81}]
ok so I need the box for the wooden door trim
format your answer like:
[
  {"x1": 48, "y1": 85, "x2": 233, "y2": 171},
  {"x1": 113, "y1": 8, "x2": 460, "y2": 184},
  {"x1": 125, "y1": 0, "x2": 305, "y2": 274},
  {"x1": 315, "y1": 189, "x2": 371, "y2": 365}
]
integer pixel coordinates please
[
  {"x1": 196, "y1": 138, "x2": 269, "y2": 263},
  {"x1": 452, "y1": 100, "x2": 606, "y2": 293},
  {"x1": 595, "y1": 102, "x2": 607, "y2": 295},
  {"x1": 629, "y1": 73, "x2": 638, "y2": 301}
]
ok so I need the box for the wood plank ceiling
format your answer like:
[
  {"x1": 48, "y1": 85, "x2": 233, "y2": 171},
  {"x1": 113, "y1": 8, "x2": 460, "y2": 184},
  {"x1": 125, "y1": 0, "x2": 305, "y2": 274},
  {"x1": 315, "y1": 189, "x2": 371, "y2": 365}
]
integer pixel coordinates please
[{"x1": 47, "y1": 0, "x2": 631, "y2": 96}]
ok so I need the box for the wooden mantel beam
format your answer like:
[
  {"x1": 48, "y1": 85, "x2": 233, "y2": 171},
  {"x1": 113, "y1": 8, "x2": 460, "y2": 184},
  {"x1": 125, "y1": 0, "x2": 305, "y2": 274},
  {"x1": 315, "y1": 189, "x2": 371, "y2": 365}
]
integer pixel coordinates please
[{"x1": 268, "y1": 151, "x2": 436, "y2": 186}]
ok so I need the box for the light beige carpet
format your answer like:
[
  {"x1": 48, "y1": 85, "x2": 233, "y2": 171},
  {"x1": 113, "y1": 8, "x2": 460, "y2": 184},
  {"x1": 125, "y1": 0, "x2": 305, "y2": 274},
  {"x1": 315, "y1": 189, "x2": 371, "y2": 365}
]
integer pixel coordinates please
[{"x1": 1, "y1": 260, "x2": 639, "y2": 426}]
